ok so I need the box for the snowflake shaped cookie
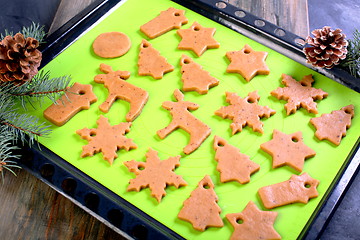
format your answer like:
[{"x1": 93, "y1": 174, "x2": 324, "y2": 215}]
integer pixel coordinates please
[
  {"x1": 76, "y1": 115, "x2": 137, "y2": 164},
  {"x1": 215, "y1": 91, "x2": 276, "y2": 134},
  {"x1": 271, "y1": 74, "x2": 328, "y2": 115},
  {"x1": 124, "y1": 148, "x2": 187, "y2": 203}
]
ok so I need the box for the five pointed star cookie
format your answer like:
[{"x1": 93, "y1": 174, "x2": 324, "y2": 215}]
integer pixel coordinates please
[
  {"x1": 226, "y1": 201, "x2": 281, "y2": 240},
  {"x1": 177, "y1": 21, "x2": 220, "y2": 57},
  {"x1": 226, "y1": 44, "x2": 270, "y2": 81},
  {"x1": 260, "y1": 129, "x2": 316, "y2": 172}
]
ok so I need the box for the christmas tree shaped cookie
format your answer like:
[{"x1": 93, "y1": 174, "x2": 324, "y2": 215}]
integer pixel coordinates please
[
  {"x1": 271, "y1": 74, "x2": 328, "y2": 115},
  {"x1": 138, "y1": 39, "x2": 174, "y2": 79},
  {"x1": 124, "y1": 148, "x2": 187, "y2": 203},
  {"x1": 157, "y1": 89, "x2": 211, "y2": 154},
  {"x1": 215, "y1": 91, "x2": 276, "y2": 134},
  {"x1": 177, "y1": 22, "x2": 220, "y2": 57},
  {"x1": 76, "y1": 115, "x2": 137, "y2": 165},
  {"x1": 178, "y1": 175, "x2": 223, "y2": 231},
  {"x1": 226, "y1": 44, "x2": 270, "y2": 81},
  {"x1": 260, "y1": 129, "x2": 316, "y2": 172},
  {"x1": 226, "y1": 201, "x2": 281, "y2": 240},
  {"x1": 180, "y1": 54, "x2": 219, "y2": 94},
  {"x1": 310, "y1": 105, "x2": 354, "y2": 145},
  {"x1": 213, "y1": 136, "x2": 260, "y2": 184}
]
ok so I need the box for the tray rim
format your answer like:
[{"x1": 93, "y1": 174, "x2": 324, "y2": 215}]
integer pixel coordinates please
[{"x1": 24, "y1": 0, "x2": 360, "y2": 239}]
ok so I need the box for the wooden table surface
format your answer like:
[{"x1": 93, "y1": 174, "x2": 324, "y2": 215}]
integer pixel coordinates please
[{"x1": 1, "y1": 0, "x2": 311, "y2": 239}]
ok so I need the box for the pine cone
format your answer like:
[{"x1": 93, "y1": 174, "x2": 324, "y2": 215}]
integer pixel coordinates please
[
  {"x1": 0, "y1": 33, "x2": 42, "y2": 85},
  {"x1": 303, "y1": 26, "x2": 348, "y2": 69}
]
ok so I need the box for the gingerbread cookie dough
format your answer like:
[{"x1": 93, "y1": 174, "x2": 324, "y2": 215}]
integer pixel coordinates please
[
  {"x1": 177, "y1": 21, "x2": 220, "y2": 57},
  {"x1": 310, "y1": 105, "x2": 354, "y2": 145},
  {"x1": 178, "y1": 175, "x2": 223, "y2": 231},
  {"x1": 92, "y1": 32, "x2": 131, "y2": 58},
  {"x1": 124, "y1": 148, "x2": 187, "y2": 203},
  {"x1": 260, "y1": 129, "x2": 316, "y2": 172},
  {"x1": 157, "y1": 89, "x2": 211, "y2": 154},
  {"x1": 215, "y1": 91, "x2": 276, "y2": 134},
  {"x1": 44, "y1": 82, "x2": 97, "y2": 126},
  {"x1": 140, "y1": 7, "x2": 188, "y2": 39},
  {"x1": 271, "y1": 74, "x2": 328, "y2": 115},
  {"x1": 226, "y1": 44, "x2": 270, "y2": 82},
  {"x1": 258, "y1": 172, "x2": 319, "y2": 209}
]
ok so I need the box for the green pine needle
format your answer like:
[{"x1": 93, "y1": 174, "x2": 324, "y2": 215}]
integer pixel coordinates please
[
  {"x1": 1, "y1": 22, "x2": 46, "y2": 43},
  {"x1": 340, "y1": 29, "x2": 360, "y2": 78}
]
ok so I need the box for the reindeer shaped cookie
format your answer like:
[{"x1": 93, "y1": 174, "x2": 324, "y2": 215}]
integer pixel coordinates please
[
  {"x1": 94, "y1": 64, "x2": 149, "y2": 122},
  {"x1": 157, "y1": 89, "x2": 211, "y2": 154}
]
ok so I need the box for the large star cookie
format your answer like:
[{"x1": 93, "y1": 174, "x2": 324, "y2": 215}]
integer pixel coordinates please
[
  {"x1": 226, "y1": 44, "x2": 269, "y2": 81},
  {"x1": 124, "y1": 148, "x2": 187, "y2": 203},
  {"x1": 177, "y1": 22, "x2": 220, "y2": 57},
  {"x1": 271, "y1": 74, "x2": 328, "y2": 115},
  {"x1": 310, "y1": 105, "x2": 354, "y2": 145},
  {"x1": 226, "y1": 201, "x2": 281, "y2": 240},
  {"x1": 260, "y1": 129, "x2": 316, "y2": 172},
  {"x1": 215, "y1": 91, "x2": 276, "y2": 134}
]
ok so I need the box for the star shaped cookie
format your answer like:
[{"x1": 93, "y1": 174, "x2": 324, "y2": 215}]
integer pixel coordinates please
[
  {"x1": 226, "y1": 201, "x2": 281, "y2": 240},
  {"x1": 260, "y1": 129, "x2": 316, "y2": 172},
  {"x1": 177, "y1": 22, "x2": 220, "y2": 57},
  {"x1": 226, "y1": 44, "x2": 270, "y2": 81}
]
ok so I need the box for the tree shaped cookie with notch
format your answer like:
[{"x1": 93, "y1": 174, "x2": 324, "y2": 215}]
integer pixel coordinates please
[
  {"x1": 226, "y1": 44, "x2": 270, "y2": 82},
  {"x1": 260, "y1": 129, "x2": 316, "y2": 172},
  {"x1": 310, "y1": 105, "x2": 354, "y2": 145},
  {"x1": 215, "y1": 91, "x2": 276, "y2": 134},
  {"x1": 76, "y1": 115, "x2": 137, "y2": 165},
  {"x1": 178, "y1": 175, "x2": 223, "y2": 231},
  {"x1": 177, "y1": 21, "x2": 220, "y2": 57},
  {"x1": 124, "y1": 148, "x2": 187, "y2": 203},
  {"x1": 138, "y1": 39, "x2": 174, "y2": 79},
  {"x1": 180, "y1": 54, "x2": 219, "y2": 94},
  {"x1": 271, "y1": 74, "x2": 328, "y2": 115},
  {"x1": 157, "y1": 89, "x2": 211, "y2": 154},
  {"x1": 226, "y1": 201, "x2": 281, "y2": 240},
  {"x1": 213, "y1": 136, "x2": 260, "y2": 184}
]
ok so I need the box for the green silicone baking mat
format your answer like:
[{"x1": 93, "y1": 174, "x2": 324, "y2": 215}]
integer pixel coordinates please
[{"x1": 29, "y1": 0, "x2": 360, "y2": 239}]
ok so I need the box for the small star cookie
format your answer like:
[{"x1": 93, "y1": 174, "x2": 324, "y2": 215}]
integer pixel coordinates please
[
  {"x1": 226, "y1": 201, "x2": 281, "y2": 240},
  {"x1": 226, "y1": 44, "x2": 270, "y2": 81},
  {"x1": 260, "y1": 129, "x2": 316, "y2": 172},
  {"x1": 310, "y1": 105, "x2": 354, "y2": 145},
  {"x1": 177, "y1": 22, "x2": 220, "y2": 57}
]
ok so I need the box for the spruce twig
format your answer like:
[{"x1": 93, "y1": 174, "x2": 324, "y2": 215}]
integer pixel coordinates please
[
  {"x1": 340, "y1": 29, "x2": 360, "y2": 78},
  {"x1": 21, "y1": 22, "x2": 46, "y2": 43},
  {"x1": 9, "y1": 70, "x2": 72, "y2": 109}
]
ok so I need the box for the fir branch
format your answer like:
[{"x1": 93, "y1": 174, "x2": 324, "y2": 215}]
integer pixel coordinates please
[
  {"x1": 0, "y1": 29, "x2": 14, "y2": 40},
  {"x1": 9, "y1": 70, "x2": 72, "y2": 109},
  {"x1": 340, "y1": 29, "x2": 360, "y2": 78},
  {"x1": 0, "y1": 126, "x2": 21, "y2": 180},
  {"x1": 21, "y1": 22, "x2": 46, "y2": 43}
]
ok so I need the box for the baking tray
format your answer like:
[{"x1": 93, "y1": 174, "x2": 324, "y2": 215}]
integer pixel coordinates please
[{"x1": 19, "y1": 0, "x2": 360, "y2": 239}]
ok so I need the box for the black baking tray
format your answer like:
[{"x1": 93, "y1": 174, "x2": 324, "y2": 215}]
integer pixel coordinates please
[{"x1": 16, "y1": 0, "x2": 360, "y2": 239}]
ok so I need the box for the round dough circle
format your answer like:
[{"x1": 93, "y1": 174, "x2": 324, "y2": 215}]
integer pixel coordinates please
[{"x1": 92, "y1": 32, "x2": 131, "y2": 58}]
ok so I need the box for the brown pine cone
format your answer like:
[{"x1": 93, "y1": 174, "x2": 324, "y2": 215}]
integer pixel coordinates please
[
  {"x1": 303, "y1": 26, "x2": 348, "y2": 69},
  {"x1": 0, "y1": 33, "x2": 42, "y2": 85}
]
